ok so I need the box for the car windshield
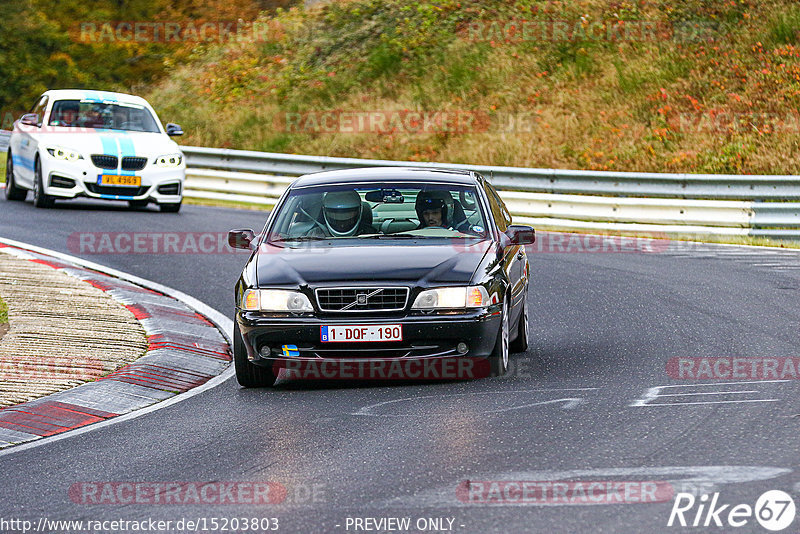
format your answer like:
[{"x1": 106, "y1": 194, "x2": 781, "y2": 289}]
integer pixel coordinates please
[
  {"x1": 268, "y1": 182, "x2": 490, "y2": 243},
  {"x1": 48, "y1": 99, "x2": 161, "y2": 133}
]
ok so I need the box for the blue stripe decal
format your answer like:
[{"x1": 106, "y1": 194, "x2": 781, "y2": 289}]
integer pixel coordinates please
[
  {"x1": 96, "y1": 91, "x2": 119, "y2": 103},
  {"x1": 98, "y1": 194, "x2": 136, "y2": 200},
  {"x1": 11, "y1": 154, "x2": 35, "y2": 171},
  {"x1": 81, "y1": 90, "x2": 102, "y2": 103},
  {"x1": 117, "y1": 136, "x2": 135, "y2": 158},
  {"x1": 99, "y1": 136, "x2": 117, "y2": 157},
  {"x1": 81, "y1": 91, "x2": 119, "y2": 104}
]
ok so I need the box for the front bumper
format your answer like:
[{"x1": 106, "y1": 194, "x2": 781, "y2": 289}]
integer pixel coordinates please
[
  {"x1": 41, "y1": 157, "x2": 185, "y2": 204},
  {"x1": 238, "y1": 308, "x2": 502, "y2": 365}
]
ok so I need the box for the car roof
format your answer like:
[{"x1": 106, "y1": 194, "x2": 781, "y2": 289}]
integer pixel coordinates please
[
  {"x1": 292, "y1": 167, "x2": 479, "y2": 188},
  {"x1": 41, "y1": 89, "x2": 150, "y2": 107}
]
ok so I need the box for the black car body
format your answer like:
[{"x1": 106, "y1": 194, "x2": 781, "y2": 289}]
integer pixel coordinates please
[{"x1": 229, "y1": 167, "x2": 535, "y2": 386}]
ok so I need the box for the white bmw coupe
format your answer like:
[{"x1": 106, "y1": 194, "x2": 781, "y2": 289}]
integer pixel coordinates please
[{"x1": 5, "y1": 89, "x2": 186, "y2": 212}]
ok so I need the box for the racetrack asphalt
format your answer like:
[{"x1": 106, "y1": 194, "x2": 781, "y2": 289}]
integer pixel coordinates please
[{"x1": 0, "y1": 197, "x2": 799, "y2": 533}]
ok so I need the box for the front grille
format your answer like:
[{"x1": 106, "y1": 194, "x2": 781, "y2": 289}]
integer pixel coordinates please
[
  {"x1": 85, "y1": 183, "x2": 148, "y2": 197},
  {"x1": 316, "y1": 287, "x2": 409, "y2": 312},
  {"x1": 157, "y1": 182, "x2": 181, "y2": 195},
  {"x1": 50, "y1": 175, "x2": 76, "y2": 188},
  {"x1": 121, "y1": 156, "x2": 147, "y2": 171},
  {"x1": 91, "y1": 155, "x2": 118, "y2": 169}
]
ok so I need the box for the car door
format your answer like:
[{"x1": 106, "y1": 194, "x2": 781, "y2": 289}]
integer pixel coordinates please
[
  {"x1": 14, "y1": 95, "x2": 48, "y2": 186},
  {"x1": 482, "y1": 180, "x2": 525, "y2": 322}
]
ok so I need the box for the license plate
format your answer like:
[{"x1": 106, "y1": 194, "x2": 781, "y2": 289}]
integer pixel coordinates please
[
  {"x1": 321, "y1": 324, "x2": 403, "y2": 343},
  {"x1": 99, "y1": 174, "x2": 141, "y2": 186}
]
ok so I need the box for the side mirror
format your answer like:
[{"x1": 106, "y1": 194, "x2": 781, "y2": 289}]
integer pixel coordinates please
[
  {"x1": 228, "y1": 229, "x2": 256, "y2": 250},
  {"x1": 505, "y1": 225, "x2": 536, "y2": 245},
  {"x1": 165, "y1": 123, "x2": 184, "y2": 136},
  {"x1": 20, "y1": 113, "x2": 39, "y2": 127}
]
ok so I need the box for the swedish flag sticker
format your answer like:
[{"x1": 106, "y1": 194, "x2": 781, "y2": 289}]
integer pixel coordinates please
[{"x1": 282, "y1": 344, "x2": 300, "y2": 357}]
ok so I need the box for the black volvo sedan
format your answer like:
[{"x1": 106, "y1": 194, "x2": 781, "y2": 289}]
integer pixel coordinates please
[{"x1": 228, "y1": 167, "x2": 535, "y2": 387}]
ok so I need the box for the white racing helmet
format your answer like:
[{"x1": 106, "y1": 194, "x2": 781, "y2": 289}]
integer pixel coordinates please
[{"x1": 323, "y1": 190, "x2": 362, "y2": 237}]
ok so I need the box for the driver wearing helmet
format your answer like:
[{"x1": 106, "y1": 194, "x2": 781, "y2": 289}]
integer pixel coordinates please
[
  {"x1": 309, "y1": 190, "x2": 375, "y2": 237},
  {"x1": 416, "y1": 190, "x2": 476, "y2": 233},
  {"x1": 416, "y1": 190, "x2": 453, "y2": 229}
]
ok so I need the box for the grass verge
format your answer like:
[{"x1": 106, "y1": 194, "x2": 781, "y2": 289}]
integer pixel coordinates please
[
  {"x1": 0, "y1": 296, "x2": 8, "y2": 325},
  {"x1": 147, "y1": 0, "x2": 800, "y2": 175}
]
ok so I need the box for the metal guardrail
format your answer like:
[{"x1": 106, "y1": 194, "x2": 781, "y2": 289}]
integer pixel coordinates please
[
  {"x1": 181, "y1": 146, "x2": 800, "y2": 239},
  {"x1": 2, "y1": 134, "x2": 795, "y2": 237},
  {"x1": 2, "y1": 133, "x2": 791, "y2": 235}
]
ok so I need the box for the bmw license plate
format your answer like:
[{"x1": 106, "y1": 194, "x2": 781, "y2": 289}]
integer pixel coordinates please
[
  {"x1": 99, "y1": 174, "x2": 141, "y2": 186},
  {"x1": 321, "y1": 325, "x2": 402, "y2": 342}
]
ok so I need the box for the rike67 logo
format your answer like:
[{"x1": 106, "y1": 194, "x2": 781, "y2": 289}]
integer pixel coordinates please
[{"x1": 668, "y1": 490, "x2": 796, "y2": 531}]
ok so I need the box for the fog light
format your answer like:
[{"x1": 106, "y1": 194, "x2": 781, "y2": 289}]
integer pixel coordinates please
[
  {"x1": 259, "y1": 345, "x2": 271, "y2": 358},
  {"x1": 457, "y1": 342, "x2": 468, "y2": 354}
]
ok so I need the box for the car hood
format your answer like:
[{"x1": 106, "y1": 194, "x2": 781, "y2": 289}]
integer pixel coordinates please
[
  {"x1": 255, "y1": 241, "x2": 492, "y2": 287},
  {"x1": 34, "y1": 130, "x2": 180, "y2": 158}
]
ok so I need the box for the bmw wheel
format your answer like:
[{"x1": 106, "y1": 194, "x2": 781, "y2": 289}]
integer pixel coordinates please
[
  {"x1": 4, "y1": 151, "x2": 27, "y2": 201},
  {"x1": 32, "y1": 157, "x2": 54, "y2": 209}
]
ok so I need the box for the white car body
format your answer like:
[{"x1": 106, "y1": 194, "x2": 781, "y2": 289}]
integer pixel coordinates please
[{"x1": 6, "y1": 89, "x2": 185, "y2": 210}]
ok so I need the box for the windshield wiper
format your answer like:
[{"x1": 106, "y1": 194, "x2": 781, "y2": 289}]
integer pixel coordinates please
[
  {"x1": 360, "y1": 234, "x2": 424, "y2": 239},
  {"x1": 271, "y1": 236, "x2": 329, "y2": 243}
]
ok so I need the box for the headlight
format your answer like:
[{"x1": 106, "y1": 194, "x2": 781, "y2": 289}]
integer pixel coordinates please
[
  {"x1": 241, "y1": 289, "x2": 313, "y2": 312},
  {"x1": 411, "y1": 286, "x2": 491, "y2": 310},
  {"x1": 154, "y1": 153, "x2": 183, "y2": 168},
  {"x1": 47, "y1": 147, "x2": 83, "y2": 161}
]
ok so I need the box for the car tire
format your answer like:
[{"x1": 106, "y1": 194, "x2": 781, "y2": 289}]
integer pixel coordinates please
[
  {"x1": 489, "y1": 298, "x2": 510, "y2": 377},
  {"x1": 128, "y1": 199, "x2": 149, "y2": 209},
  {"x1": 32, "y1": 157, "x2": 54, "y2": 209},
  {"x1": 509, "y1": 287, "x2": 529, "y2": 353},
  {"x1": 233, "y1": 322, "x2": 277, "y2": 387},
  {"x1": 159, "y1": 201, "x2": 182, "y2": 213},
  {"x1": 4, "y1": 151, "x2": 27, "y2": 201}
]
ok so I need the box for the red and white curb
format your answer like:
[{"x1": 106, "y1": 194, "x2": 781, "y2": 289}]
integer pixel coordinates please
[{"x1": 0, "y1": 238, "x2": 233, "y2": 450}]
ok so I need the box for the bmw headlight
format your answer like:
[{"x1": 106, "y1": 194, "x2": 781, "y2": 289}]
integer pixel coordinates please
[
  {"x1": 241, "y1": 289, "x2": 313, "y2": 312},
  {"x1": 154, "y1": 153, "x2": 183, "y2": 168},
  {"x1": 47, "y1": 147, "x2": 83, "y2": 161},
  {"x1": 411, "y1": 286, "x2": 491, "y2": 310}
]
